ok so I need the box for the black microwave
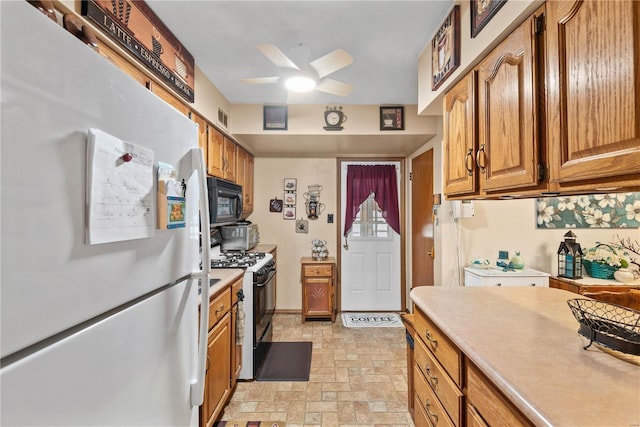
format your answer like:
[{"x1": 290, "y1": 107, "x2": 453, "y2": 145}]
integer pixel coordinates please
[{"x1": 207, "y1": 177, "x2": 243, "y2": 226}]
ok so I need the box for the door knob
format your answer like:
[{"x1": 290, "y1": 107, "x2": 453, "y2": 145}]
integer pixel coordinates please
[{"x1": 427, "y1": 247, "x2": 435, "y2": 258}]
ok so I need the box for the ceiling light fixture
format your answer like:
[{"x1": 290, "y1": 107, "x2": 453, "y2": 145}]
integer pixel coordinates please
[{"x1": 285, "y1": 76, "x2": 316, "y2": 92}]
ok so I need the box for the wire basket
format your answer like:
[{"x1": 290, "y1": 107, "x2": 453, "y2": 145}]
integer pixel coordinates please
[
  {"x1": 567, "y1": 298, "x2": 640, "y2": 356},
  {"x1": 583, "y1": 260, "x2": 618, "y2": 279}
]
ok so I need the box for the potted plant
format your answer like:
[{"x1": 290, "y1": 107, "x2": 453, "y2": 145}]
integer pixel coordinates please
[{"x1": 583, "y1": 243, "x2": 630, "y2": 280}]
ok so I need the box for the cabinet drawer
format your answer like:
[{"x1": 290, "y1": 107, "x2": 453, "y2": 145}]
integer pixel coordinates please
[
  {"x1": 414, "y1": 307, "x2": 463, "y2": 386},
  {"x1": 303, "y1": 264, "x2": 333, "y2": 277},
  {"x1": 414, "y1": 365, "x2": 456, "y2": 427},
  {"x1": 466, "y1": 362, "x2": 532, "y2": 427},
  {"x1": 466, "y1": 404, "x2": 489, "y2": 427},
  {"x1": 413, "y1": 394, "x2": 431, "y2": 427},
  {"x1": 414, "y1": 336, "x2": 463, "y2": 426},
  {"x1": 480, "y1": 276, "x2": 548, "y2": 287},
  {"x1": 208, "y1": 287, "x2": 231, "y2": 331}
]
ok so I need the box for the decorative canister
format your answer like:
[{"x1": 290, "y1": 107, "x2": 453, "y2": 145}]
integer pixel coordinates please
[{"x1": 510, "y1": 251, "x2": 525, "y2": 269}]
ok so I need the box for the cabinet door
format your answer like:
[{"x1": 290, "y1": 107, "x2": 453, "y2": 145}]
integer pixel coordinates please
[
  {"x1": 546, "y1": 0, "x2": 640, "y2": 188},
  {"x1": 201, "y1": 314, "x2": 231, "y2": 427},
  {"x1": 230, "y1": 304, "x2": 241, "y2": 385},
  {"x1": 192, "y1": 113, "x2": 208, "y2": 164},
  {"x1": 444, "y1": 72, "x2": 478, "y2": 197},
  {"x1": 304, "y1": 277, "x2": 333, "y2": 316},
  {"x1": 148, "y1": 81, "x2": 191, "y2": 117},
  {"x1": 207, "y1": 127, "x2": 225, "y2": 178},
  {"x1": 477, "y1": 11, "x2": 542, "y2": 193},
  {"x1": 97, "y1": 42, "x2": 150, "y2": 87},
  {"x1": 244, "y1": 152, "x2": 254, "y2": 215},
  {"x1": 223, "y1": 137, "x2": 237, "y2": 182}
]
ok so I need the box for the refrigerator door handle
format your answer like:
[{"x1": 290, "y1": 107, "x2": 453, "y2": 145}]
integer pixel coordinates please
[{"x1": 190, "y1": 147, "x2": 211, "y2": 407}]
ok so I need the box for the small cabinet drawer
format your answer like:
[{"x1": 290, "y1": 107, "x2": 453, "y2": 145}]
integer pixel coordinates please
[
  {"x1": 208, "y1": 287, "x2": 231, "y2": 331},
  {"x1": 303, "y1": 264, "x2": 333, "y2": 277},
  {"x1": 414, "y1": 365, "x2": 456, "y2": 427},
  {"x1": 414, "y1": 307, "x2": 463, "y2": 386},
  {"x1": 414, "y1": 336, "x2": 463, "y2": 426},
  {"x1": 480, "y1": 276, "x2": 548, "y2": 287}
]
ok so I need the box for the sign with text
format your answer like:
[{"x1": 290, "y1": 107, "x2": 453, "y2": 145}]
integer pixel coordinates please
[{"x1": 82, "y1": 0, "x2": 195, "y2": 103}]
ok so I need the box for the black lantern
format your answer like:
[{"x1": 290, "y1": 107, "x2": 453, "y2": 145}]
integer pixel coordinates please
[{"x1": 557, "y1": 231, "x2": 583, "y2": 279}]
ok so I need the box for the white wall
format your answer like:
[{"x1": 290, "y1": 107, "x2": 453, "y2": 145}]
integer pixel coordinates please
[{"x1": 248, "y1": 158, "x2": 338, "y2": 311}]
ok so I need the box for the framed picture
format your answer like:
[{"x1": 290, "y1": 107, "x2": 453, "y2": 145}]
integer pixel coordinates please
[
  {"x1": 296, "y1": 218, "x2": 309, "y2": 233},
  {"x1": 379, "y1": 106, "x2": 405, "y2": 131},
  {"x1": 284, "y1": 178, "x2": 297, "y2": 191},
  {"x1": 471, "y1": 0, "x2": 507, "y2": 38},
  {"x1": 283, "y1": 192, "x2": 297, "y2": 206},
  {"x1": 283, "y1": 206, "x2": 296, "y2": 220},
  {"x1": 431, "y1": 5, "x2": 460, "y2": 90},
  {"x1": 263, "y1": 105, "x2": 288, "y2": 130},
  {"x1": 269, "y1": 198, "x2": 283, "y2": 213}
]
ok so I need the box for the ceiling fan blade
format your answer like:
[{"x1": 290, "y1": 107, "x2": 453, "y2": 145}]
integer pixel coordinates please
[
  {"x1": 257, "y1": 44, "x2": 300, "y2": 70},
  {"x1": 241, "y1": 76, "x2": 281, "y2": 85},
  {"x1": 315, "y1": 78, "x2": 353, "y2": 96},
  {"x1": 309, "y1": 49, "x2": 353, "y2": 78}
]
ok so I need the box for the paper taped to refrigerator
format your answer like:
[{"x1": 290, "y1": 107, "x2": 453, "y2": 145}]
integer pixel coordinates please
[{"x1": 86, "y1": 128, "x2": 155, "y2": 244}]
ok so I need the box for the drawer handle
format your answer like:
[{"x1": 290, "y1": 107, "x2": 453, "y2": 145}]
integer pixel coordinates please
[
  {"x1": 531, "y1": 283, "x2": 536, "y2": 286},
  {"x1": 425, "y1": 330, "x2": 438, "y2": 347},
  {"x1": 425, "y1": 365, "x2": 439, "y2": 387},
  {"x1": 215, "y1": 304, "x2": 225, "y2": 314},
  {"x1": 425, "y1": 399, "x2": 439, "y2": 423},
  {"x1": 496, "y1": 283, "x2": 502, "y2": 286}
]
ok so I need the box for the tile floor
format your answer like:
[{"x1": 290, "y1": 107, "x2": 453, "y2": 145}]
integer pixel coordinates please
[{"x1": 220, "y1": 313, "x2": 414, "y2": 427}]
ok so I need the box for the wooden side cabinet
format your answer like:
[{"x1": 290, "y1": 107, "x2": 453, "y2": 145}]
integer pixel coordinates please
[
  {"x1": 549, "y1": 276, "x2": 640, "y2": 295},
  {"x1": 301, "y1": 257, "x2": 336, "y2": 322}
]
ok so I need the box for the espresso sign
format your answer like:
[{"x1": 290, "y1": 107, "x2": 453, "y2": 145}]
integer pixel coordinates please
[
  {"x1": 82, "y1": 0, "x2": 195, "y2": 103},
  {"x1": 431, "y1": 5, "x2": 460, "y2": 91}
]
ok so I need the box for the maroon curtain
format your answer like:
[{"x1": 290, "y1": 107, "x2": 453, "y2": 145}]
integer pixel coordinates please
[{"x1": 343, "y1": 164, "x2": 400, "y2": 236}]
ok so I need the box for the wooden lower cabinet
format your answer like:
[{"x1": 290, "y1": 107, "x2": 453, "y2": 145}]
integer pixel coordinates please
[
  {"x1": 466, "y1": 362, "x2": 531, "y2": 427},
  {"x1": 230, "y1": 278, "x2": 243, "y2": 385},
  {"x1": 301, "y1": 257, "x2": 336, "y2": 322},
  {"x1": 201, "y1": 312, "x2": 231, "y2": 427},
  {"x1": 410, "y1": 306, "x2": 533, "y2": 427}
]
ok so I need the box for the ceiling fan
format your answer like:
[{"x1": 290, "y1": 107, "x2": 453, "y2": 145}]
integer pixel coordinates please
[{"x1": 241, "y1": 44, "x2": 354, "y2": 96}]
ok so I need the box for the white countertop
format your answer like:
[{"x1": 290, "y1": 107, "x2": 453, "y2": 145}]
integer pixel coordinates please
[{"x1": 410, "y1": 286, "x2": 640, "y2": 427}]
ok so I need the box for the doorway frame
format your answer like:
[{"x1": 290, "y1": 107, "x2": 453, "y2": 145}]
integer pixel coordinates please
[{"x1": 336, "y1": 157, "x2": 407, "y2": 313}]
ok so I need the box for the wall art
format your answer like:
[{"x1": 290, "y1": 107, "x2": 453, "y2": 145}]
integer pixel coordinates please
[
  {"x1": 536, "y1": 193, "x2": 640, "y2": 229},
  {"x1": 283, "y1": 206, "x2": 296, "y2": 220},
  {"x1": 269, "y1": 198, "x2": 283, "y2": 213},
  {"x1": 471, "y1": 0, "x2": 507, "y2": 38},
  {"x1": 264, "y1": 105, "x2": 288, "y2": 130},
  {"x1": 431, "y1": 5, "x2": 460, "y2": 90},
  {"x1": 379, "y1": 106, "x2": 404, "y2": 131}
]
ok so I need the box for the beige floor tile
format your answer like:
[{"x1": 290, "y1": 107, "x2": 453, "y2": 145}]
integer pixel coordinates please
[{"x1": 219, "y1": 313, "x2": 413, "y2": 426}]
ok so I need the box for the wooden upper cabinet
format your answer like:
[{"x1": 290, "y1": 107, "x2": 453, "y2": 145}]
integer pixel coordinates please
[
  {"x1": 222, "y1": 136, "x2": 237, "y2": 182},
  {"x1": 443, "y1": 72, "x2": 477, "y2": 197},
  {"x1": 207, "y1": 127, "x2": 237, "y2": 182},
  {"x1": 236, "y1": 146, "x2": 254, "y2": 217},
  {"x1": 148, "y1": 81, "x2": 191, "y2": 117},
  {"x1": 192, "y1": 113, "x2": 208, "y2": 162},
  {"x1": 546, "y1": 0, "x2": 640, "y2": 190},
  {"x1": 476, "y1": 8, "x2": 544, "y2": 194},
  {"x1": 97, "y1": 42, "x2": 150, "y2": 87},
  {"x1": 207, "y1": 127, "x2": 225, "y2": 177}
]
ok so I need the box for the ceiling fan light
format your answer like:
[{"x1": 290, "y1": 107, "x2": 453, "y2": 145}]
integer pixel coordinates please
[{"x1": 285, "y1": 76, "x2": 316, "y2": 92}]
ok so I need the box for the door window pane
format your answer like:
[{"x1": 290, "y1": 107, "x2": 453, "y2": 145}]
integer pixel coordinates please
[{"x1": 351, "y1": 194, "x2": 389, "y2": 238}]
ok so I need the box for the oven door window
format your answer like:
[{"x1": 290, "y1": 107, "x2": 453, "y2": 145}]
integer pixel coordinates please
[{"x1": 254, "y1": 272, "x2": 275, "y2": 342}]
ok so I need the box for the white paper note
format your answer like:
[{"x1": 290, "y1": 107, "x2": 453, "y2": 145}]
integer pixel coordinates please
[{"x1": 86, "y1": 128, "x2": 155, "y2": 244}]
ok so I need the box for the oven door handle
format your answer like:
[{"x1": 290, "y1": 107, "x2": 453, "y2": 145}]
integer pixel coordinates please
[{"x1": 254, "y1": 270, "x2": 276, "y2": 287}]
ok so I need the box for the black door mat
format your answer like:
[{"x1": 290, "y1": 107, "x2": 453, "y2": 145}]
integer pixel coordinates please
[{"x1": 255, "y1": 341, "x2": 313, "y2": 381}]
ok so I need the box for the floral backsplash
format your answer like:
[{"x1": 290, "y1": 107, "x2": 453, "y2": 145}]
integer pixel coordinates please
[{"x1": 536, "y1": 193, "x2": 640, "y2": 229}]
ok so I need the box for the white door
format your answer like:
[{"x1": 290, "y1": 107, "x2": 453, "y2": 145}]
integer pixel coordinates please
[{"x1": 340, "y1": 161, "x2": 401, "y2": 311}]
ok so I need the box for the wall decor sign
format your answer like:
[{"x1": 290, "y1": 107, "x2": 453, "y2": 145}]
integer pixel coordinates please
[
  {"x1": 269, "y1": 198, "x2": 283, "y2": 213},
  {"x1": 81, "y1": 0, "x2": 195, "y2": 102},
  {"x1": 471, "y1": 0, "x2": 507, "y2": 38},
  {"x1": 263, "y1": 105, "x2": 288, "y2": 130},
  {"x1": 379, "y1": 106, "x2": 405, "y2": 131},
  {"x1": 536, "y1": 193, "x2": 640, "y2": 229},
  {"x1": 431, "y1": 5, "x2": 460, "y2": 90},
  {"x1": 283, "y1": 206, "x2": 296, "y2": 220},
  {"x1": 284, "y1": 178, "x2": 297, "y2": 191}
]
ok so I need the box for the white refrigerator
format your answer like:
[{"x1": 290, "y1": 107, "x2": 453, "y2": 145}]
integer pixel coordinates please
[{"x1": 1, "y1": 2, "x2": 211, "y2": 426}]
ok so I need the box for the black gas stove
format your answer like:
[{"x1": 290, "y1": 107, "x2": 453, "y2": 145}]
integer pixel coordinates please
[{"x1": 210, "y1": 251, "x2": 266, "y2": 269}]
